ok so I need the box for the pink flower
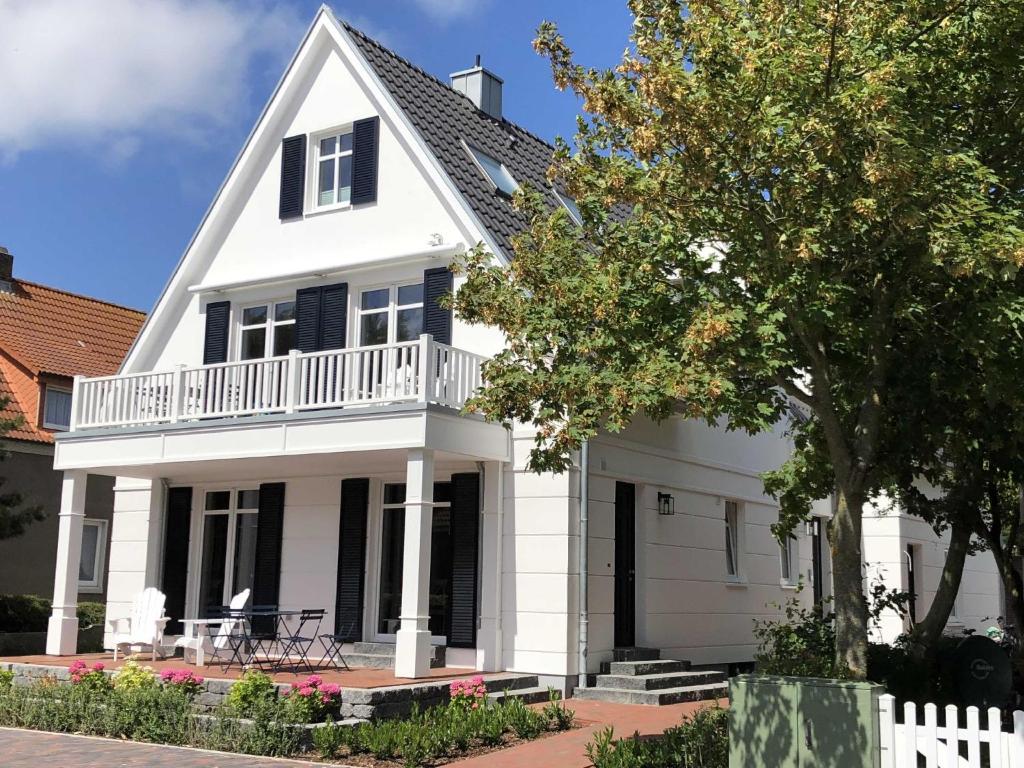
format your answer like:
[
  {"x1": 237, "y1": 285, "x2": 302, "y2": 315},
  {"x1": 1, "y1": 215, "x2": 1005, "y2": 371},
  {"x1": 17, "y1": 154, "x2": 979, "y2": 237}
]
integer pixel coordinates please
[{"x1": 93, "y1": 663, "x2": 105, "y2": 671}]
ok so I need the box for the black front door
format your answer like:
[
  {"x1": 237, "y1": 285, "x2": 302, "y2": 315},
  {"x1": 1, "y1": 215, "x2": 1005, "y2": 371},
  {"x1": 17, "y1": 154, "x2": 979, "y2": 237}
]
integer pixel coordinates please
[
  {"x1": 811, "y1": 517, "x2": 824, "y2": 606},
  {"x1": 614, "y1": 481, "x2": 636, "y2": 648}
]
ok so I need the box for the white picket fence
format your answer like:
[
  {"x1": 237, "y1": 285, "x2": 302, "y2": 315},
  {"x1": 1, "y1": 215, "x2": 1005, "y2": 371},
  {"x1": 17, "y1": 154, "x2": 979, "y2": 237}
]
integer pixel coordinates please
[{"x1": 880, "y1": 694, "x2": 1024, "y2": 767}]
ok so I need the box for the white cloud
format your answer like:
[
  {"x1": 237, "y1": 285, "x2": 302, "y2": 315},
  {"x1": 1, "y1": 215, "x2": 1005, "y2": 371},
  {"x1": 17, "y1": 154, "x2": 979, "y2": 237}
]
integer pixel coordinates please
[
  {"x1": 0, "y1": 0, "x2": 304, "y2": 161},
  {"x1": 410, "y1": 0, "x2": 489, "y2": 22}
]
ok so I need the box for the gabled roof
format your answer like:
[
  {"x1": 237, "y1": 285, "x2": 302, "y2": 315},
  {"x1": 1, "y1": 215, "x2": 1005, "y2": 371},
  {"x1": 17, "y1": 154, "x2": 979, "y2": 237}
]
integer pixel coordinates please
[
  {"x1": 345, "y1": 24, "x2": 561, "y2": 260},
  {"x1": 0, "y1": 279, "x2": 145, "y2": 443}
]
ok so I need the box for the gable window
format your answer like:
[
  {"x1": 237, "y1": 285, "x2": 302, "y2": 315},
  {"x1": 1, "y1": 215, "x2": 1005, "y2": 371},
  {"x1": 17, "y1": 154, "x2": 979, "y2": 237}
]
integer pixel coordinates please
[
  {"x1": 316, "y1": 129, "x2": 354, "y2": 208},
  {"x1": 725, "y1": 500, "x2": 743, "y2": 579},
  {"x1": 358, "y1": 283, "x2": 424, "y2": 346},
  {"x1": 239, "y1": 300, "x2": 296, "y2": 360},
  {"x1": 780, "y1": 534, "x2": 798, "y2": 586},
  {"x1": 78, "y1": 518, "x2": 107, "y2": 593},
  {"x1": 465, "y1": 143, "x2": 518, "y2": 198},
  {"x1": 43, "y1": 385, "x2": 73, "y2": 430}
]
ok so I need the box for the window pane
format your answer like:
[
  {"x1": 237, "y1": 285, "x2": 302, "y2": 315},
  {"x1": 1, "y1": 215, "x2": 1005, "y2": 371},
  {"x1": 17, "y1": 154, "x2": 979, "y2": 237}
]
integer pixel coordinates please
[
  {"x1": 339, "y1": 131, "x2": 353, "y2": 153},
  {"x1": 780, "y1": 541, "x2": 791, "y2": 581},
  {"x1": 360, "y1": 312, "x2": 389, "y2": 345},
  {"x1": 398, "y1": 283, "x2": 423, "y2": 306},
  {"x1": 241, "y1": 327, "x2": 266, "y2": 360},
  {"x1": 273, "y1": 324, "x2": 295, "y2": 356},
  {"x1": 361, "y1": 288, "x2": 389, "y2": 310},
  {"x1": 318, "y1": 159, "x2": 335, "y2": 206},
  {"x1": 79, "y1": 524, "x2": 99, "y2": 582},
  {"x1": 469, "y1": 146, "x2": 518, "y2": 196},
  {"x1": 338, "y1": 155, "x2": 352, "y2": 205},
  {"x1": 377, "y1": 507, "x2": 405, "y2": 635},
  {"x1": 397, "y1": 307, "x2": 422, "y2": 341},
  {"x1": 320, "y1": 136, "x2": 336, "y2": 155},
  {"x1": 233, "y1": 513, "x2": 259, "y2": 599},
  {"x1": 383, "y1": 483, "x2": 406, "y2": 505},
  {"x1": 237, "y1": 489, "x2": 260, "y2": 509},
  {"x1": 44, "y1": 388, "x2": 72, "y2": 429},
  {"x1": 242, "y1": 306, "x2": 267, "y2": 326},
  {"x1": 274, "y1": 301, "x2": 295, "y2": 322},
  {"x1": 199, "y1": 514, "x2": 229, "y2": 616},
  {"x1": 205, "y1": 490, "x2": 231, "y2": 511}
]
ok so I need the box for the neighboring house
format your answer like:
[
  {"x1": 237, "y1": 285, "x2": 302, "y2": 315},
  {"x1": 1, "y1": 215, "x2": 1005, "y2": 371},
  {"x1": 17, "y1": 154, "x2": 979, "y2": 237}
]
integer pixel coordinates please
[
  {"x1": 0, "y1": 246, "x2": 145, "y2": 605},
  {"x1": 38, "y1": 8, "x2": 867, "y2": 694}
]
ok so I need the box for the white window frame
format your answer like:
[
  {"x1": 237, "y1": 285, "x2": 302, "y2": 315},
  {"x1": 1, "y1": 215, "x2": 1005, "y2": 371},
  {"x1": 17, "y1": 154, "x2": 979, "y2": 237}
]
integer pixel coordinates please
[
  {"x1": 311, "y1": 126, "x2": 355, "y2": 212},
  {"x1": 189, "y1": 487, "x2": 260, "y2": 614},
  {"x1": 724, "y1": 500, "x2": 746, "y2": 583},
  {"x1": 78, "y1": 518, "x2": 108, "y2": 593},
  {"x1": 235, "y1": 299, "x2": 296, "y2": 361},
  {"x1": 42, "y1": 384, "x2": 73, "y2": 431},
  {"x1": 356, "y1": 281, "x2": 425, "y2": 347},
  {"x1": 780, "y1": 533, "x2": 799, "y2": 587}
]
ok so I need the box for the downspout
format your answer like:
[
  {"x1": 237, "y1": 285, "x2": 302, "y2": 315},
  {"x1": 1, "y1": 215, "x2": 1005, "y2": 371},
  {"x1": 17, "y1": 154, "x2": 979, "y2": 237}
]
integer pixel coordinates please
[{"x1": 578, "y1": 440, "x2": 590, "y2": 688}]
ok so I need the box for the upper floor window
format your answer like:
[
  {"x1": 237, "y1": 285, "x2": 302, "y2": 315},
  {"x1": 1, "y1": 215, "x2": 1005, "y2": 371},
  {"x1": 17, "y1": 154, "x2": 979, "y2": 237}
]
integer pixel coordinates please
[
  {"x1": 316, "y1": 129, "x2": 353, "y2": 208},
  {"x1": 724, "y1": 500, "x2": 743, "y2": 579},
  {"x1": 465, "y1": 143, "x2": 518, "y2": 198},
  {"x1": 43, "y1": 385, "x2": 73, "y2": 430},
  {"x1": 239, "y1": 300, "x2": 295, "y2": 360},
  {"x1": 780, "y1": 534, "x2": 798, "y2": 586},
  {"x1": 358, "y1": 283, "x2": 423, "y2": 346}
]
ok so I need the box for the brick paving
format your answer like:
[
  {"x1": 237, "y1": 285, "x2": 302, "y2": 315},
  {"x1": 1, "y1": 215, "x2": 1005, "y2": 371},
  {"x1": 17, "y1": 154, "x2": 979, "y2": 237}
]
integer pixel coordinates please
[{"x1": 0, "y1": 728, "x2": 326, "y2": 767}]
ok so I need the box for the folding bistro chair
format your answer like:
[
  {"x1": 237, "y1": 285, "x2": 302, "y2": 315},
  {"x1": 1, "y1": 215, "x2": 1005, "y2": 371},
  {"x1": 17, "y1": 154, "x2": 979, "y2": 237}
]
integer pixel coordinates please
[
  {"x1": 319, "y1": 618, "x2": 358, "y2": 671},
  {"x1": 278, "y1": 609, "x2": 326, "y2": 673},
  {"x1": 243, "y1": 605, "x2": 281, "y2": 670},
  {"x1": 208, "y1": 588, "x2": 251, "y2": 670}
]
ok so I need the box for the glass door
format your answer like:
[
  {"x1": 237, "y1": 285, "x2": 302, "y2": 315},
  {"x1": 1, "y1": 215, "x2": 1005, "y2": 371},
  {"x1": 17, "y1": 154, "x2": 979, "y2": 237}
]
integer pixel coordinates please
[
  {"x1": 375, "y1": 482, "x2": 453, "y2": 640},
  {"x1": 197, "y1": 489, "x2": 259, "y2": 617}
]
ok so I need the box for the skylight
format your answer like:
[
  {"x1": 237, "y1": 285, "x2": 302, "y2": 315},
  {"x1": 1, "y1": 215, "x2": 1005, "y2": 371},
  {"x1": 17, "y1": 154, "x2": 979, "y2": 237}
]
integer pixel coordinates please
[
  {"x1": 553, "y1": 188, "x2": 583, "y2": 225},
  {"x1": 466, "y1": 144, "x2": 519, "y2": 198}
]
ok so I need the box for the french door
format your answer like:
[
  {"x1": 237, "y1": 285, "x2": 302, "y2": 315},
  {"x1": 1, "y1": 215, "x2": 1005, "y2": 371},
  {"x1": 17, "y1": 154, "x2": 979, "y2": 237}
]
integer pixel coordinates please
[{"x1": 197, "y1": 489, "x2": 259, "y2": 617}]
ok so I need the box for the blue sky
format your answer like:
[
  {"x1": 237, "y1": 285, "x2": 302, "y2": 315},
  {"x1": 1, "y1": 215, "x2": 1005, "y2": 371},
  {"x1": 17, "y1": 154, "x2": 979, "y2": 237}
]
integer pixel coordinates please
[{"x1": 0, "y1": 0, "x2": 631, "y2": 311}]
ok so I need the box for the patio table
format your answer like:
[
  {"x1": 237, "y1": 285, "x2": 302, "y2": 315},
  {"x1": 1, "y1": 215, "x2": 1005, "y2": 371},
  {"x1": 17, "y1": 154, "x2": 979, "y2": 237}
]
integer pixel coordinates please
[
  {"x1": 175, "y1": 618, "x2": 228, "y2": 666},
  {"x1": 238, "y1": 608, "x2": 305, "y2": 671}
]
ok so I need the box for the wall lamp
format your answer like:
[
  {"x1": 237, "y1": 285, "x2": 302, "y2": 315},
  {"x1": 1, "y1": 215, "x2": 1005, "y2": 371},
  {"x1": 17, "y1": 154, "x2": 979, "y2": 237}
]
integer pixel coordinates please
[{"x1": 657, "y1": 492, "x2": 676, "y2": 516}]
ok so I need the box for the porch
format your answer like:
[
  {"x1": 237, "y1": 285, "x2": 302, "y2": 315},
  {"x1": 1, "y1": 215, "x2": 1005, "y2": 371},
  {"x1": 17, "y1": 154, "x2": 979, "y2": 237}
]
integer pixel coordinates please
[{"x1": 45, "y1": 339, "x2": 511, "y2": 681}]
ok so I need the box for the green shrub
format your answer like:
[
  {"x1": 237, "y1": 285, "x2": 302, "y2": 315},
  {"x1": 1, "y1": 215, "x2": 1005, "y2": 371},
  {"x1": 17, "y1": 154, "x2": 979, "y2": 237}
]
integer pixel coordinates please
[
  {"x1": 225, "y1": 670, "x2": 278, "y2": 717},
  {"x1": 0, "y1": 670, "x2": 13, "y2": 691},
  {"x1": 585, "y1": 705, "x2": 728, "y2": 768},
  {"x1": 753, "y1": 597, "x2": 846, "y2": 679},
  {"x1": 113, "y1": 659, "x2": 158, "y2": 691},
  {"x1": 543, "y1": 687, "x2": 576, "y2": 730},
  {"x1": 0, "y1": 594, "x2": 51, "y2": 632},
  {"x1": 311, "y1": 718, "x2": 349, "y2": 758},
  {"x1": 77, "y1": 601, "x2": 106, "y2": 629}
]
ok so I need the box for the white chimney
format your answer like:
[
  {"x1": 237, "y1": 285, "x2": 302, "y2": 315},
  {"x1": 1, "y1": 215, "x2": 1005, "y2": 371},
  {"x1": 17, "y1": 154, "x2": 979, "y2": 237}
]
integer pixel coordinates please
[{"x1": 450, "y1": 55, "x2": 503, "y2": 120}]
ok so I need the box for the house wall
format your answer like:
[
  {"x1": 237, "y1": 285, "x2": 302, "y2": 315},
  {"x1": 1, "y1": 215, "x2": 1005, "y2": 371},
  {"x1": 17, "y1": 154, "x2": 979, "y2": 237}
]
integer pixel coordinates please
[
  {"x1": 0, "y1": 445, "x2": 114, "y2": 604},
  {"x1": 864, "y1": 499, "x2": 1003, "y2": 644}
]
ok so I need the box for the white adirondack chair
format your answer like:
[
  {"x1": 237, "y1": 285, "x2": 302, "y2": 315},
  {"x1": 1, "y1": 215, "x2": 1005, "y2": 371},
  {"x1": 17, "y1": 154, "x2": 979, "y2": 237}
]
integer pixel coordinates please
[{"x1": 108, "y1": 587, "x2": 170, "y2": 661}]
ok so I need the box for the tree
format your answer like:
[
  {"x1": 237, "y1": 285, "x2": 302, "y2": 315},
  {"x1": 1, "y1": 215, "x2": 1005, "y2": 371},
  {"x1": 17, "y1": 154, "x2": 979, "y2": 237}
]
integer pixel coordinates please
[
  {"x1": 0, "y1": 396, "x2": 44, "y2": 539},
  {"x1": 454, "y1": 0, "x2": 1024, "y2": 678}
]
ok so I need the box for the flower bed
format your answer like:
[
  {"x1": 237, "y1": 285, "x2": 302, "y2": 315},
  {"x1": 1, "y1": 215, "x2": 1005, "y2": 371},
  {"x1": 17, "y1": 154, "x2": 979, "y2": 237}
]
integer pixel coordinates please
[{"x1": 0, "y1": 663, "x2": 576, "y2": 766}]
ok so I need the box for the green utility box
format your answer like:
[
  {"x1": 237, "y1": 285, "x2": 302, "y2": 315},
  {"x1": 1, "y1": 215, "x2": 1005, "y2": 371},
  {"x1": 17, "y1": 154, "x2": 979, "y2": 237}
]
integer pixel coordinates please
[{"x1": 729, "y1": 675, "x2": 883, "y2": 768}]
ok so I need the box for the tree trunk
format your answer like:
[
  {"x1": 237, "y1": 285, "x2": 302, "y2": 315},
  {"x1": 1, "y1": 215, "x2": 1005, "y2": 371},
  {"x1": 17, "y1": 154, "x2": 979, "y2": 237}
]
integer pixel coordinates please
[
  {"x1": 832, "y1": 486, "x2": 869, "y2": 679},
  {"x1": 908, "y1": 518, "x2": 971, "y2": 660},
  {"x1": 987, "y1": 535, "x2": 1024, "y2": 635}
]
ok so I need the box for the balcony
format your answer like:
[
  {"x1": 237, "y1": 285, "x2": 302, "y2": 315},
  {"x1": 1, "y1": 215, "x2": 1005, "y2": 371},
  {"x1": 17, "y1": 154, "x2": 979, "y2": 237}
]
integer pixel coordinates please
[{"x1": 70, "y1": 335, "x2": 486, "y2": 431}]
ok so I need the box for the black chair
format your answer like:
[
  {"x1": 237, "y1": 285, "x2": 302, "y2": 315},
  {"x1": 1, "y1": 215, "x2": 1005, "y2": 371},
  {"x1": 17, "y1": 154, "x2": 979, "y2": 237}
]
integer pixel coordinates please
[
  {"x1": 243, "y1": 605, "x2": 281, "y2": 670},
  {"x1": 278, "y1": 609, "x2": 327, "y2": 673},
  {"x1": 207, "y1": 605, "x2": 248, "y2": 671},
  {"x1": 318, "y1": 631, "x2": 353, "y2": 672}
]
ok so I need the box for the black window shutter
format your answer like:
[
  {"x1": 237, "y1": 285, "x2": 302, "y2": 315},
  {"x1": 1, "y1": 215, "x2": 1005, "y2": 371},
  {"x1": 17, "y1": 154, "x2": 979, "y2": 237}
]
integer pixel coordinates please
[
  {"x1": 319, "y1": 283, "x2": 349, "y2": 350},
  {"x1": 279, "y1": 135, "x2": 306, "y2": 219},
  {"x1": 448, "y1": 472, "x2": 480, "y2": 648},
  {"x1": 161, "y1": 487, "x2": 192, "y2": 636},
  {"x1": 351, "y1": 116, "x2": 379, "y2": 206},
  {"x1": 423, "y1": 266, "x2": 453, "y2": 344},
  {"x1": 336, "y1": 478, "x2": 369, "y2": 640},
  {"x1": 203, "y1": 301, "x2": 231, "y2": 364},
  {"x1": 252, "y1": 483, "x2": 286, "y2": 630},
  {"x1": 295, "y1": 287, "x2": 322, "y2": 353}
]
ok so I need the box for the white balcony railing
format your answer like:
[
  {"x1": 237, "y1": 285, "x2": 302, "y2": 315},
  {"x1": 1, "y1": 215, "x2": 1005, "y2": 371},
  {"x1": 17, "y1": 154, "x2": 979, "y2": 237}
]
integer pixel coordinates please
[{"x1": 70, "y1": 335, "x2": 486, "y2": 431}]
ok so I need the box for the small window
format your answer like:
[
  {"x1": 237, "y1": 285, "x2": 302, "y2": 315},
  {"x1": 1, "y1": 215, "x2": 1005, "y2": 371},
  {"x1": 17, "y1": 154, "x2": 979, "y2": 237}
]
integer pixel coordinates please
[
  {"x1": 780, "y1": 534, "x2": 798, "y2": 585},
  {"x1": 358, "y1": 283, "x2": 424, "y2": 346},
  {"x1": 237, "y1": 300, "x2": 296, "y2": 360},
  {"x1": 78, "y1": 519, "x2": 108, "y2": 593},
  {"x1": 725, "y1": 500, "x2": 741, "y2": 578},
  {"x1": 43, "y1": 386, "x2": 73, "y2": 430},
  {"x1": 316, "y1": 129, "x2": 354, "y2": 207},
  {"x1": 554, "y1": 188, "x2": 583, "y2": 225},
  {"x1": 465, "y1": 143, "x2": 518, "y2": 198}
]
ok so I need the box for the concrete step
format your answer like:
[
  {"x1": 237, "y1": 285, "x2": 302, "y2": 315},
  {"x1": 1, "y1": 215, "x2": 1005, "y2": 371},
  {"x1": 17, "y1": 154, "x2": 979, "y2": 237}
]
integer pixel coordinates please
[
  {"x1": 605, "y1": 659, "x2": 692, "y2": 676},
  {"x1": 487, "y1": 685, "x2": 551, "y2": 705},
  {"x1": 345, "y1": 642, "x2": 446, "y2": 668},
  {"x1": 612, "y1": 647, "x2": 661, "y2": 662},
  {"x1": 596, "y1": 670, "x2": 726, "y2": 692},
  {"x1": 572, "y1": 682, "x2": 729, "y2": 706}
]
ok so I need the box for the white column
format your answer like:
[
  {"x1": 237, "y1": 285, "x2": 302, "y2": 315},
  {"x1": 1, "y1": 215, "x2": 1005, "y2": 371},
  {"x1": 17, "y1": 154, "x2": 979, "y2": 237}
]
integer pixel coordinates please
[
  {"x1": 395, "y1": 448, "x2": 434, "y2": 678},
  {"x1": 46, "y1": 470, "x2": 88, "y2": 655},
  {"x1": 477, "y1": 461, "x2": 504, "y2": 671}
]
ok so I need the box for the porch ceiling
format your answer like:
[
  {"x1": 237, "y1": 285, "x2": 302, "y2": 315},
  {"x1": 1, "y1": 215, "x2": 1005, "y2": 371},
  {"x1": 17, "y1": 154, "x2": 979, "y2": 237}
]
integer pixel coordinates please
[{"x1": 53, "y1": 403, "x2": 511, "y2": 478}]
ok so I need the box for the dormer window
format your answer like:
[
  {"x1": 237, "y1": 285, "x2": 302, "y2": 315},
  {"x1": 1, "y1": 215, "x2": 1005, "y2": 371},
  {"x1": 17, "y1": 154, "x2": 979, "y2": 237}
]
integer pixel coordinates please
[
  {"x1": 316, "y1": 129, "x2": 354, "y2": 208},
  {"x1": 43, "y1": 384, "x2": 73, "y2": 431},
  {"x1": 464, "y1": 143, "x2": 518, "y2": 198}
]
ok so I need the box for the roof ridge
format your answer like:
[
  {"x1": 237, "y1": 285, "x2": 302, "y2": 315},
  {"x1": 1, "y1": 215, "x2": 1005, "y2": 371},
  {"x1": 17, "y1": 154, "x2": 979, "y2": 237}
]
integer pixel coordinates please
[
  {"x1": 340, "y1": 21, "x2": 558, "y2": 154},
  {"x1": 11, "y1": 279, "x2": 146, "y2": 316}
]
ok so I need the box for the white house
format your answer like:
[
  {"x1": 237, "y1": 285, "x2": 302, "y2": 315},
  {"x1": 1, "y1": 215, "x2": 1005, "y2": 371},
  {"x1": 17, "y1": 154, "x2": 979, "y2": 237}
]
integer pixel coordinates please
[{"x1": 44, "y1": 6, "x2": 857, "y2": 699}]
